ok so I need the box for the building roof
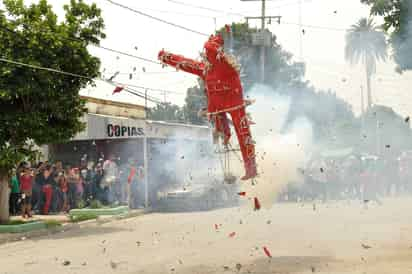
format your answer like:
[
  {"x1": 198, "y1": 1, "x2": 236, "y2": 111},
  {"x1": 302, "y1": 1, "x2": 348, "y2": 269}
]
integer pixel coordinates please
[{"x1": 81, "y1": 95, "x2": 145, "y2": 111}]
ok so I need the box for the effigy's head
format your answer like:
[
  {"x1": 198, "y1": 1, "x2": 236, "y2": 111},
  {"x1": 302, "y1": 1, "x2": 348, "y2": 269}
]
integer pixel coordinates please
[{"x1": 203, "y1": 34, "x2": 224, "y2": 62}]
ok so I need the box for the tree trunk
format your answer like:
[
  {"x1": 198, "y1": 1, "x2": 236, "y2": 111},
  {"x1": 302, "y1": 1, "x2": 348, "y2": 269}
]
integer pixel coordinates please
[
  {"x1": 0, "y1": 171, "x2": 10, "y2": 224},
  {"x1": 366, "y1": 65, "x2": 372, "y2": 109}
]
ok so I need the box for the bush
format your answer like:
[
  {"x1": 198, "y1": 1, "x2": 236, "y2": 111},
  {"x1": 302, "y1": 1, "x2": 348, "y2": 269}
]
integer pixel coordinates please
[
  {"x1": 77, "y1": 200, "x2": 86, "y2": 209},
  {"x1": 89, "y1": 200, "x2": 103, "y2": 209},
  {"x1": 70, "y1": 213, "x2": 98, "y2": 223},
  {"x1": 1, "y1": 220, "x2": 35, "y2": 226},
  {"x1": 44, "y1": 220, "x2": 62, "y2": 229}
]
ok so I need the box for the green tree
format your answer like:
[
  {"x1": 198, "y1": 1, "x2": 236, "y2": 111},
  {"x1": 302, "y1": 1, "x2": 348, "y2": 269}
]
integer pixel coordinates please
[
  {"x1": 219, "y1": 22, "x2": 306, "y2": 91},
  {"x1": 361, "y1": 0, "x2": 412, "y2": 71},
  {"x1": 0, "y1": 0, "x2": 105, "y2": 222},
  {"x1": 345, "y1": 18, "x2": 387, "y2": 109},
  {"x1": 148, "y1": 102, "x2": 184, "y2": 122},
  {"x1": 181, "y1": 80, "x2": 207, "y2": 125},
  {"x1": 360, "y1": 105, "x2": 412, "y2": 155}
]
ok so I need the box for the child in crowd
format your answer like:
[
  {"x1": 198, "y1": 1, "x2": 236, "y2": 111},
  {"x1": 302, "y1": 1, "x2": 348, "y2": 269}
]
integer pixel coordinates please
[
  {"x1": 9, "y1": 171, "x2": 20, "y2": 215},
  {"x1": 19, "y1": 167, "x2": 34, "y2": 218}
]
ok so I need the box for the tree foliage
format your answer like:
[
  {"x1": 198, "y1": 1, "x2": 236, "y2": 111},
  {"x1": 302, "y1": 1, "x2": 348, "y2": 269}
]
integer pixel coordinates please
[
  {"x1": 344, "y1": 17, "x2": 387, "y2": 107},
  {"x1": 361, "y1": 0, "x2": 412, "y2": 71},
  {"x1": 360, "y1": 104, "x2": 412, "y2": 154},
  {"x1": 0, "y1": 0, "x2": 105, "y2": 173},
  {"x1": 181, "y1": 81, "x2": 207, "y2": 125},
  {"x1": 147, "y1": 102, "x2": 184, "y2": 123},
  {"x1": 219, "y1": 22, "x2": 306, "y2": 91}
]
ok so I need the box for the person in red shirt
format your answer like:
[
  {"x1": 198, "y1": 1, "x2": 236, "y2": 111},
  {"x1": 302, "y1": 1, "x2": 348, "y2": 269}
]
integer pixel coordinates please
[
  {"x1": 58, "y1": 170, "x2": 69, "y2": 213},
  {"x1": 19, "y1": 167, "x2": 34, "y2": 218}
]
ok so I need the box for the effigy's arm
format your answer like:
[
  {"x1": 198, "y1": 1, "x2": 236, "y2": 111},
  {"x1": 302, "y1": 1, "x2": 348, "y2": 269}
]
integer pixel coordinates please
[{"x1": 158, "y1": 50, "x2": 205, "y2": 78}]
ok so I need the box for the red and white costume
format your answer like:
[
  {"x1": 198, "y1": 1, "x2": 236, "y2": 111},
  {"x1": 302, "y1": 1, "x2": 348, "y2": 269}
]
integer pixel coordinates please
[{"x1": 158, "y1": 34, "x2": 257, "y2": 180}]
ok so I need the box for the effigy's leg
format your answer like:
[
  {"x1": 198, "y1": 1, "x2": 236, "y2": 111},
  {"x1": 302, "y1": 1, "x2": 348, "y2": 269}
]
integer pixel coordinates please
[
  {"x1": 213, "y1": 113, "x2": 231, "y2": 145},
  {"x1": 229, "y1": 107, "x2": 257, "y2": 180}
]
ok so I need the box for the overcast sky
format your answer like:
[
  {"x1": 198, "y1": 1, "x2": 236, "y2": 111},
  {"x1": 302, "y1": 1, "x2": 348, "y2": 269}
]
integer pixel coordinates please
[{"x1": 9, "y1": 0, "x2": 412, "y2": 116}]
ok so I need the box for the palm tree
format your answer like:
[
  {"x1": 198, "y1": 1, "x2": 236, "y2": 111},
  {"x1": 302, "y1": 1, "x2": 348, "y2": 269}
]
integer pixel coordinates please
[{"x1": 345, "y1": 18, "x2": 387, "y2": 109}]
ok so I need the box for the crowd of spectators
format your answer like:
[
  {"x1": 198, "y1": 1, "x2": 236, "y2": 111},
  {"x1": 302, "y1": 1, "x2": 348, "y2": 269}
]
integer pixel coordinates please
[
  {"x1": 281, "y1": 151, "x2": 412, "y2": 206},
  {"x1": 8, "y1": 157, "x2": 144, "y2": 218}
]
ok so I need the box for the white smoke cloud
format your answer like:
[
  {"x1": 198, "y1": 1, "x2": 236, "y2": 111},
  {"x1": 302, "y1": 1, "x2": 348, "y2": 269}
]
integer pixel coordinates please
[{"x1": 239, "y1": 84, "x2": 313, "y2": 209}]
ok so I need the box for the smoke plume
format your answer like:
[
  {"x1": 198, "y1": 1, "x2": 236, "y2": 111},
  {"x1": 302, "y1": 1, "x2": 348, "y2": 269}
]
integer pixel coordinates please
[{"x1": 239, "y1": 84, "x2": 313, "y2": 209}]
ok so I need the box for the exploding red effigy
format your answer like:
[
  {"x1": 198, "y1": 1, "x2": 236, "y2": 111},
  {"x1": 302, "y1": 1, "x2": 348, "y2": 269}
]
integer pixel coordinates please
[{"x1": 158, "y1": 33, "x2": 257, "y2": 180}]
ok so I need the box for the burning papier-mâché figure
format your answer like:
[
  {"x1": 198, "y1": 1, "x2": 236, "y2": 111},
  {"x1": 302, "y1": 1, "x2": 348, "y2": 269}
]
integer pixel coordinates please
[{"x1": 158, "y1": 33, "x2": 257, "y2": 180}]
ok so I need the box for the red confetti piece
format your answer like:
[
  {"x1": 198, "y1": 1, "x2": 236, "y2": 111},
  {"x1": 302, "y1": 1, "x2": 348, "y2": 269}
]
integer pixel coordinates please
[
  {"x1": 238, "y1": 192, "x2": 246, "y2": 196},
  {"x1": 263, "y1": 246, "x2": 272, "y2": 258},
  {"x1": 228, "y1": 232, "x2": 236, "y2": 238},
  {"x1": 112, "y1": 86, "x2": 124, "y2": 95},
  {"x1": 254, "y1": 197, "x2": 261, "y2": 211}
]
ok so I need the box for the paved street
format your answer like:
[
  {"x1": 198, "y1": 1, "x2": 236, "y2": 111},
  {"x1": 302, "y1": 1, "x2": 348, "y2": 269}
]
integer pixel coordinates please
[{"x1": 2, "y1": 199, "x2": 412, "y2": 274}]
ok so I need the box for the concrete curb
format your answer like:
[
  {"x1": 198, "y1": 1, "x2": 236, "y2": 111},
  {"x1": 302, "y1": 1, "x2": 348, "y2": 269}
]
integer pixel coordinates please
[
  {"x1": 0, "y1": 208, "x2": 149, "y2": 246},
  {"x1": 0, "y1": 221, "x2": 46, "y2": 233},
  {"x1": 69, "y1": 206, "x2": 129, "y2": 217}
]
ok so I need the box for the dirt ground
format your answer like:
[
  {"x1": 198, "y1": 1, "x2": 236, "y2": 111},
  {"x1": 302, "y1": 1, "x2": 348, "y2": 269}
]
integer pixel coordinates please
[{"x1": 1, "y1": 198, "x2": 412, "y2": 274}]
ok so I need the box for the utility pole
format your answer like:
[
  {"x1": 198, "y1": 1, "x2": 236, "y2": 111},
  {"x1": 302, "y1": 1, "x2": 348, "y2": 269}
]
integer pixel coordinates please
[
  {"x1": 242, "y1": 0, "x2": 281, "y2": 83},
  {"x1": 360, "y1": 85, "x2": 365, "y2": 143},
  {"x1": 298, "y1": 0, "x2": 303, "y2": 61},
  {"x1": 145, "y1": 89, "x2": 148, "y2": 119},
  {"x1": 261, "y1": 0, "x2": 266, "y2": 83}
]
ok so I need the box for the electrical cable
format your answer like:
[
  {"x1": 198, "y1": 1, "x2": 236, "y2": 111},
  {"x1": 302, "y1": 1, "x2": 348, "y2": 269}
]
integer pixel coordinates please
[
  {"x1": 0, "y1": 56, "x2": 176, "y2": 103},
  {"x1": 105, "y1": 0, "x2": 209, "y2": 37},
  {"x1": 0, "y1": 24, "x2": 163, "y2": 65}
]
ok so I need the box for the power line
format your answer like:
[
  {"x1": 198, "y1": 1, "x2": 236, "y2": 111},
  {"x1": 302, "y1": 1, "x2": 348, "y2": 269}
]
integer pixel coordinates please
[
  {"x1": 164, "y1": 1, "x2": 347, "y2": 32},
  {"x1": 105, "y1": 0, "x2": 209, "y2": 37},
  {"x1": 0, "y1": 57, "x2": 93, "y2": 80},
  {"x1": 280, "y1": 21, "x2": 347, "y2": 32},
  {"x1": 112, "y1": 81, "x2": 184, "y2": 95},
  {"x1": 0, "y1": 56, "x2": 178, "y2": 103},
  {"x1": 0, "y1": 24, "x2": 162, "y2": 65},
  {"x1": 95, "y1": 45, "x2": 162, "y2": 65},
  {"x1": 138, "y1": 7, "x2": 219, "y2": 18},
  {"x1": 168, "y1": 0, "x2": 245, "y2": 17}
]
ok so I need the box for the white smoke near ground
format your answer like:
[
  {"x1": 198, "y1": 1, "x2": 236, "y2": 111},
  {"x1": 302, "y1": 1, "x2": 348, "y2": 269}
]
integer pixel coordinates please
[
  {"x1": 149, "y1": 136, "x2": 223, "y2": 198},
  {"x1": 238, "y1": 84, "x2": 313, "y2": 209}
]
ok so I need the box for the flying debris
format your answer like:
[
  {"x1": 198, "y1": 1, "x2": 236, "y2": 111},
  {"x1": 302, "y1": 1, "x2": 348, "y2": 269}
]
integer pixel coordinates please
[
  {"x1": 254, "y1": 197, "x2": 261, "y2": 211},
  {"x1": 108, "y1": 71, "x2": 120, "y2": 81},
  {"x1": 263, "y1": 246, "x2": 272, "y2": 258},
  {"x1": 112, "y1": 86, "x2": 124, "y2": 95},
  {"x1": 110, "y1": 261, "x2": 118, "y2": 269},
  {"x1": 129, "y1": 73, "x2": 133, "y2": 80},
  {"x1": 142, "y1": 67, "x2": 146, "y2": 72}
]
